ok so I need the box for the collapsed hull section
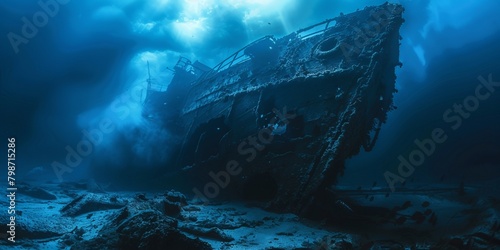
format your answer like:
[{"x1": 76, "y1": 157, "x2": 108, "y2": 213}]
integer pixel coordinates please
[{"x1": 147, "y1": 4, "x2": 404, "y2": 214}]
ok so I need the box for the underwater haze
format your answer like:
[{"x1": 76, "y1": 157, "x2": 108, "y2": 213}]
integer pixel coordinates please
[{"x1": 1, "y1": 0, "x2": 500, "y2": 249}]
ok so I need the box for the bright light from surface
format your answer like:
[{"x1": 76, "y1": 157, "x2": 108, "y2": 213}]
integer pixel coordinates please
[
  {"x1": 412, "y1": 45, "x2": 426, "y2": 66},
  {"x1": 172, "y1": 18, "x2": 207, "y2": 44},
  {"x1": 181, "y1": 0, "x2": 213, "y2": 19},
  {"x1": 155, "y1": 0, "x2": 170, "y2": 8}
]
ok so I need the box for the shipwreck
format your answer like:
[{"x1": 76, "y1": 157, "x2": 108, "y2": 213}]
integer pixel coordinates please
[{"x1": 143, "y1": 3, "x2": 405, "y2": 216}]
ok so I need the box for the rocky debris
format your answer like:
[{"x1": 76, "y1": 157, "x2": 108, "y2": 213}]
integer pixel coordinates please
[
  {"x1": 8, "y1": 185, "x2": 498, "y2": 249},
  {"x1": 179, "y1": 203, "x2": 300, "y2": 235},
  {"x1": 16, "y1": 224, "x2": 65, "y2": 240},
  {"x1": 60, "y1": 227, "x2": 85, "y2": 247},
  {"x1": 185, "y1": 211, "x2": 264, "y2": 230},
  {"x1": 61, "y1": 193, "x2": 126, "y2": 217},
  {"x1": 72, "y1": 194, "x2": 213, "y2": 250},
  {"x1": 180, "y1": 225, "x2": 234, "y2": 242},
  {"x1": 430, "y1": 233, "x2": 500, "y2": 249},
  {"x1": 135, "y1": 193, "x2": 148, "y2": 201},
  {"x1": 18, "y1": 183, "x2": 57, "y2": 200},
  {"x1": 164, "y1": 199, "x2": 182, "y2": 217},
  {"x1": 131, "y1": 192, "x2": 185, "y2": 217},
  {"x1": 158, "y1": 190, "x2": 188, "y2": 217},
  {"x1": 164, "y1": 189, "x2": 188, "y2": 204},
  {"x1": 14, "y1": 184, "x2": 500, "y2": 250}
]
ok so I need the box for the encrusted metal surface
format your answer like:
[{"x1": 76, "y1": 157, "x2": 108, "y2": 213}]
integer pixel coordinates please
[{"x1": 145, "y1": 3, "x2": 405, "y2": 214}]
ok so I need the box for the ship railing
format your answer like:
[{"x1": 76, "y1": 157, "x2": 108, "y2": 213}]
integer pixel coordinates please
[
  {"x1": 194, "y1": 18, "x2": 336, "y2": 84},
  {"x1": 196, "y1": 35, "x2": 274, "y2": 83},
  {"x1": 296, "y1": 17, "x2": 336, "y2": 40},
  {"x1": 149, "y1": 82, "x2": 168, "y2": 92},
  {"x1": 174, "y1": 57, "x2": 194, "y2": 74}
]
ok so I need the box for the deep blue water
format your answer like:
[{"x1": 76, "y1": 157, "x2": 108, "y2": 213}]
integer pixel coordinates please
[
  {"x1": 0, "y1": 0, "x2": 500, "y2": 247},
  {"x1": 0, "y1": 0, "x2": 500, "y2": 249}
]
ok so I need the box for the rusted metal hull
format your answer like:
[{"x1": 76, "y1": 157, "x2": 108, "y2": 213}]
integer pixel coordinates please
[{"x1": 148, "y1": 3, "x2": 405, "y2": 214}]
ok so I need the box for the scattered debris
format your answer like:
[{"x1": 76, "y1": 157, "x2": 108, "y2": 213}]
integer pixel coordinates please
[
  {"x1": 18, "y1": 183, "x2": 57, "y2": 200},
  {"x1": 61, "y1": 193, "x2": 126, "y2": 217},
  {"x1": 180, "y1": 225, "x2": 234, "y2": 242}
]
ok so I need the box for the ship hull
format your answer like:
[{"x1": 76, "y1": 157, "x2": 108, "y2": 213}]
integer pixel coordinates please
[{"x1": 152, "y1": 3, "x2": 405, "y2": 214}]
